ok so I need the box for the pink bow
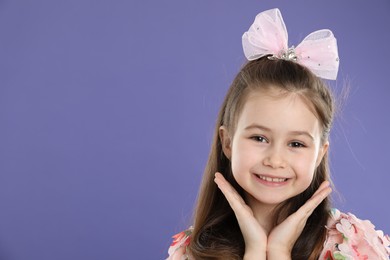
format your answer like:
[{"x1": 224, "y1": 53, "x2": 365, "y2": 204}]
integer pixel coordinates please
[{"x1": 242, "y1": 8, "x2": 339, "y2": 80}]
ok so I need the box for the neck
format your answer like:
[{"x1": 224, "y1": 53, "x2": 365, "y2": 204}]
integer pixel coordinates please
[{"x1": 244, "y1": 193, "x2": 277, "y2": 235}]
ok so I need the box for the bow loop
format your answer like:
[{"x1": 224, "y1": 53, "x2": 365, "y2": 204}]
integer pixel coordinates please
[
  {"x1": 295, "y1": 29, "x2": 339, "y2": 80},
  {"x1": 242, "y1": 8, "x2": 288, "y2": 60},
  {"x1": 242, "y1": 9, "x2": 339, "y2": 80}
]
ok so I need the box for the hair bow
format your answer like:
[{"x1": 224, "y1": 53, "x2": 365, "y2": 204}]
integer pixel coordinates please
[{"x1": 242, "y1": 8, "x2": 339, "y2": 80}]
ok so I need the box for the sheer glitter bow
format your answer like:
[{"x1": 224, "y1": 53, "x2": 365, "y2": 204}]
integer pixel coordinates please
[{"x1": 242, "y1": 8, "x2": 339, "y2": 80}]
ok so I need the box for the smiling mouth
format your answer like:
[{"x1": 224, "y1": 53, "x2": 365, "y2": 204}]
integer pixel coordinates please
[{"x1": 255, "y1": 174, "x2": 288, "y2": 183}]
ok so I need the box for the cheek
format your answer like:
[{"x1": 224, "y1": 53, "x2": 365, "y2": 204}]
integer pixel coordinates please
[
  {"x1": 293, "y1": 154, "x2": 318, "y2": 183},
  {"x1": 230, "y1": 140, "x2": 256, "y2": 178}
]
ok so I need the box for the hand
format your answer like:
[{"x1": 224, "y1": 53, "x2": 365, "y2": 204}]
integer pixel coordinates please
[
  {"x1": 214, "y1": 172, "x2": 332, "y2": 260},
  {"x1": 214, "y1": 172, "x2": 267, "y2": 260},
  {"x1": 266, "y1": 181, "x2": 332, "y2": 259}
]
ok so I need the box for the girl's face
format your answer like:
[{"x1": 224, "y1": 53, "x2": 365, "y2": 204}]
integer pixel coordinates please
[{"x1": 220, "y1": 87, "x2": 329, "y2": 207}]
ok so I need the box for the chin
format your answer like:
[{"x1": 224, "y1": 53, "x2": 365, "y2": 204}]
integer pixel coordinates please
[{"x1": 252, "y1": 196, "x2": 291, "y2": 207}]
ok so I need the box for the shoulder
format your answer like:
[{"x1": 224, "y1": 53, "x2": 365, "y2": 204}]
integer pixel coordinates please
[
  {"x1": 166, "y1": 226, "x2": 193, "y2": 260},
  {"x1": 319, "y1": 208, "x2": 390, "y2": 260}
]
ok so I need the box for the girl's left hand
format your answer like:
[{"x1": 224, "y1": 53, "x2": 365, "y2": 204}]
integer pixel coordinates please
[{"x1": 266, "y1": 181, "x2": 332, "y2": 259}]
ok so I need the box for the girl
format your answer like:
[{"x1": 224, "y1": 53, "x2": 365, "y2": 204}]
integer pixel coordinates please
[{"x1": 167, "y1": 9, "x2": 390, "y2": 260}]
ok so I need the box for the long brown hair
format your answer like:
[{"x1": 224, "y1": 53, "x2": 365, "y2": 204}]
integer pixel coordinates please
[{"x1": 189, "y1": 56, "x2": 335, "y2": 260}]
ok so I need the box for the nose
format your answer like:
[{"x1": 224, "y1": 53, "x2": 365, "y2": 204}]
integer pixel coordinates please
[{"x1": 262, "y1": 145, "x2": 286, "y2": 169}]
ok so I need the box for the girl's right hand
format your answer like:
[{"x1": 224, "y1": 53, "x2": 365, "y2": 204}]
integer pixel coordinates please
[{"x1": 214, "y1": 172, "x2": 267, "y2": 260}]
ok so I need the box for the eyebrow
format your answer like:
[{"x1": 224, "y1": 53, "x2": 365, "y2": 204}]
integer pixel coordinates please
[{"x1": 244, "y1": 124, "x2": 315, "y2": 141}]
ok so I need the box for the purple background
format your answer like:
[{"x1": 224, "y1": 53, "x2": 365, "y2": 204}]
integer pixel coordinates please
[{"x1": 0, "y1": 0, "x2": 389, "y2": 259}]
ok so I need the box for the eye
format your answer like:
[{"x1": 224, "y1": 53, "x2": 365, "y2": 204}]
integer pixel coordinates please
[
  {"x1": 289, "y1": 141, "x2": 305, "y2": 148},
  {"x1": 251, "y1": 136, "x2": 268, "y2": 143}
]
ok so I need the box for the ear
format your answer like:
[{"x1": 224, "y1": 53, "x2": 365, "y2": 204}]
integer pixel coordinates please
[
  {"x1": 315, "y1": 141, "x2": 329, "y2": 167},
  {"x1": 219, "y1": 126, "x2": 232, "y2": 160}
]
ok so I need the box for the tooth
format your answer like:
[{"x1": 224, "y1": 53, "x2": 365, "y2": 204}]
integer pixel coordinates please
[{"x1": 258, "y1": 175, "x2": 287, "y2": 182}]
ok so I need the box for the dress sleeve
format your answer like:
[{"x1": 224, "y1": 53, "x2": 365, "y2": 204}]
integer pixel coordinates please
[
  {"x1": 319, "y1": 209, "x2": 390, "y2": 260},
  {"x1": 166, "y1": 227, "x2": 193, "y2": 260}
]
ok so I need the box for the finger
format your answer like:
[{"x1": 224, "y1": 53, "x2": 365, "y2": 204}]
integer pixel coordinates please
[
  {"x1": 312, "y1": 181, "x2": 330, "y2": 197},
  {"x1": 283, "y1": 186, "x2": 331, "y2": 233},
  {"x1": 214, "y1": 172, "x2": 250, "y2": 214},
  {"x1": 285, "y1": 182, "x2": 331, "y2": 224},
  {"x1": 214, "y1": 172, "x2": 244, "y2": 204},
  {"x1": 310, "y1": 181, "x2": 332, "y2": 206},
  {"x1": 298, "y1": 185, "x2": 332, "y2": 218},
  {"x1": 214, "y1": 172, "x2": 236, "y2": 196}
]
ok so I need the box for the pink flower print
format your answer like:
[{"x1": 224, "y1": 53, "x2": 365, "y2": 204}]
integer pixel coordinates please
[
  {"x1": 335, "y1": 213, "x2": 389, "y2": 259},
  {"x1": 320, "y1": 209, "x2": 389, "y2": 260},
  {"x1": 168, "y1": 227, "x2": 193, "y2": 257},
  {"x1": 336, "y1": 218, "x2": 356, "y2": 242}
]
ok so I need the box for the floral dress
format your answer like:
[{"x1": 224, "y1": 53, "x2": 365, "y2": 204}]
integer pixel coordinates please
[{"x1": 167, "y1": 209, "x2": 390, "y2": 260}]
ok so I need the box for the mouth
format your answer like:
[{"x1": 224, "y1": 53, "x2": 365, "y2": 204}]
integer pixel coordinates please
[{"x1": 254, "y1": 174, "x2": 289, "y2": 183}]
